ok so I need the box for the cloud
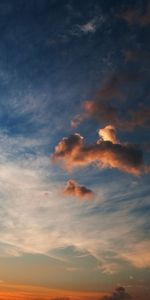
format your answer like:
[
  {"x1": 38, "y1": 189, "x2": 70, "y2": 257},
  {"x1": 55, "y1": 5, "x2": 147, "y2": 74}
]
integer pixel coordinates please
[
  {"x1": 81, "y1": 72, "x2": 150, "y2": 131},
  {"x1": 121, "y1": 3, "x2": 150, "y2": 26},
  {"x1": 71, "y1": 72, "x2": 150, "y2": 131},
  {"x1": 124, "y1": 50, "x2": 150, "y2": 63},
  {"x1": 98, "y1": 125, "x2": 118, "y2": 144},
  {"x1": 63, "y1": 180, "x2": 94, "y2": 199},
  {"x1": 52, "y1": 128, "x2": 143, "y2": 175},
  {"x1": 121, "y1": 8, "x2": 139, "y2": 25},
  {"x1": 121, "y1": 241, "x2": 150, "y2": 268},
  {"x1": 99, "y1": 262, "x2": 120, "y2": 275},
  {"x1": 79, "y1": 20, "x2": 97, "y2": 33},
  {"x1": 71, "y1": 114, "x2": 85, "y2": 128},
  {"x1": 83, "y1": 100, "x2": 150, "y2": 131},
  {"x1": 78, "y1": 15, "x2": 105, "y2": 34},
  {"x1": 102, "y1": 287, "x2": 132, "y2": 300}
]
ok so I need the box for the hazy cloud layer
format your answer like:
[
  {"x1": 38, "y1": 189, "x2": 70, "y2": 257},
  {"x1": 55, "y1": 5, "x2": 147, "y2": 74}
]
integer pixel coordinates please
[{"x1": 0, "y1": 131, "x2": 149, "y2": 274}]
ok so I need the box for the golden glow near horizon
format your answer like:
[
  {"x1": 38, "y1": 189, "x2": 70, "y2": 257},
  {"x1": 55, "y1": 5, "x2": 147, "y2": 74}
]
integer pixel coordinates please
[{"x1": 0, "y1": 282, "x2": 105, "y2": 300}]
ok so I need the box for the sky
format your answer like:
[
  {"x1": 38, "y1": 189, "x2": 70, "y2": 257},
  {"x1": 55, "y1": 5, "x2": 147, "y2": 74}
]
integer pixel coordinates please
[{"x1": 0, "y1": 0, "x2": 150, "y2": 299}]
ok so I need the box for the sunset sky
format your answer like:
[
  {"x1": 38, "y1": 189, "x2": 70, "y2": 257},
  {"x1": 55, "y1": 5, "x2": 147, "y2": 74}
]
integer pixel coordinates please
[{"x1": 0, "y1": 0, "x2": 150, "y2": 299}]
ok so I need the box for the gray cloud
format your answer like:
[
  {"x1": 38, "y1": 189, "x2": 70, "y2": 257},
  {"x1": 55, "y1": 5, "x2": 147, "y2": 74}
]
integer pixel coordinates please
[{"x1": 102, "y1": 287, "x2": 132, "y2": 300}]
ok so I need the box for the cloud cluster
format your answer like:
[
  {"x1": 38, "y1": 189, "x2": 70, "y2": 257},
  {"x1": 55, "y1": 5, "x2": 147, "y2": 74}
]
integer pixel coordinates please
[
  {"x1": 102, "y1": 287, "x2": 132, "y2": 300},
  {"x1": 63, "y1": 180, "x2": 93, "y2": 199},
  {"x1": 52, "y1": 126, "x2": 143, "y2": 175}
]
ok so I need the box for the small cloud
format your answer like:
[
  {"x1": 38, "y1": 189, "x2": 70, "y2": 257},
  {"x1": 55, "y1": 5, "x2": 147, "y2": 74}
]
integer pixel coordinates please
[
  {"x1": 78, "y1": 15, "x2": 104, "y2": 34},
  {"x1": 99, "y1": 125, "x2": 118, "y2": 144},
  {"x1": 79, "y1": 19, "x2": 97, "y2": 33},
  {"x1": 71, "y1": 114, "x2": 84, "y2": 128},
  {"x1": 99, "y1": 262, "x2": 120, "y2": 275},
  {"x1": 63, "y1": 180, "x2": 94, "y2": 199},
  {"x1": 102, "y1": 287, "x2": 132, "y2": 300}
]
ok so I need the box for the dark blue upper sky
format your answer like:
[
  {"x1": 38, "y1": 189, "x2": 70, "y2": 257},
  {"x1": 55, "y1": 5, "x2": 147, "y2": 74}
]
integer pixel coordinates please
[{"x1": 0, "y1": 0, "x2": 149, "y2": 142}]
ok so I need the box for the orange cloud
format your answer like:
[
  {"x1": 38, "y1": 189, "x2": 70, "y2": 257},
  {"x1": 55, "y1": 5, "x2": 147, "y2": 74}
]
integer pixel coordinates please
[
  {"x1": 63, "y1": 180, "x2": 94, "y2": 199},
  {"x1": 98, "y1": 125, "x2": 118, "y2": 144},
  {"x1": 52, "y1": 128, "x2": 143, "y2": 175}
]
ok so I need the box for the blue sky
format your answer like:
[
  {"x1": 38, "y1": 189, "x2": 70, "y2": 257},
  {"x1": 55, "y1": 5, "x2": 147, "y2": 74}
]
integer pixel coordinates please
[{"x1": 0, "y1": 1, "x2": 149, "y2": 299}]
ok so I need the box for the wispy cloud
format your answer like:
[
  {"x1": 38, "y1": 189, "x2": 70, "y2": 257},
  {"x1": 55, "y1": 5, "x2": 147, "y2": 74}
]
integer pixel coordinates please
[
  {"x1": 121, "y1": 241, "x2": 150, "y2": 268},
  {"x1": 70, "y1": 14, "x2": 105, "y2": 37}
]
